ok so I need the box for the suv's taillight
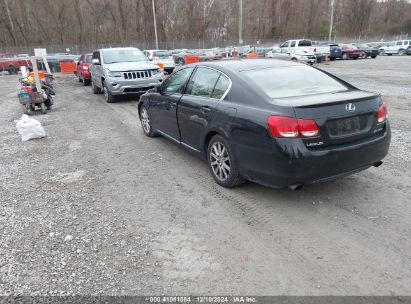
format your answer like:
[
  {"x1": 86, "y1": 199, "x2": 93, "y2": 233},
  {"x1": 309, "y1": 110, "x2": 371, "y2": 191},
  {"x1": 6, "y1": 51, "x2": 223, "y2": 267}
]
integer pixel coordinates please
[
  {"x1": 268, "y1": 116, "x2": 320, "y2": 138},
  {"x1": 377, "y1": 102, "x2": 388, "y2": 123}
]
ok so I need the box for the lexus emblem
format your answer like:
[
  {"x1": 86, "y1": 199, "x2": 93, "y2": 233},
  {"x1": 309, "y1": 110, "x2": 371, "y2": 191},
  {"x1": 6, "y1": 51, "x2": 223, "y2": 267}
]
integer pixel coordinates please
[{"x1": 346, "y1": 103, "x2": 355, "y2": 112}]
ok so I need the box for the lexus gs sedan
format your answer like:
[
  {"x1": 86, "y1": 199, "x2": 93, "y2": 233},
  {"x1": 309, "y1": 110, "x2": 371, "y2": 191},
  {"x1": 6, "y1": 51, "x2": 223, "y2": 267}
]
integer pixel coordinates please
[{"x1": 138, "y1": 60, "x2": 390, "y2": 189}]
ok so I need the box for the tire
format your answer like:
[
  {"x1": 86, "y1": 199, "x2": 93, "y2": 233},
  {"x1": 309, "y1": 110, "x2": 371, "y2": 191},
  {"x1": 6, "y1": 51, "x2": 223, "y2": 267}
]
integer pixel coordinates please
[
  {"x1": 387, "y1": 53, "x2": 392, "y2": 56},
  {"x1": 139, "y1": 105, "x2": 157, "y2": 137},
  {"x1": 398, "y1": 49, "x2": 406, "y2": 56},
  {"x1": 102, "y1": 80, "x2": 115, "y2": 103},
  {"x1": 371, "y1": 55, "x2": 377, "y2": 58},
  {"x1": 77, "y1": 72, "x2": 83, "y2": 82},
  {"x1": 91, "y1": 78, "x2": 102, "y2": 94},
  {"x1": 83, "y1": 78, "x2": 90, "y2": 86},
  {"x1": 342, "y1": 53, "x2": 348, "y2": 60},
  {"x1": 40, "y1": 102, "x2": 47, "y2": 114},
  {"x1": 207, "y1": 135, "x2": 245, "y2": 188},
  {"x1": 8, "y1": 66, "x2": 16, "y2": 75},
  {"x1": 330, "y1": 57, "x2": 335, "y2": 61},
  {"x1": 177, "y1": 57, "x2": 185, "y2": 65},
  {"x1": 291, "y1": 58, "x2": 298, "y2": 62}
]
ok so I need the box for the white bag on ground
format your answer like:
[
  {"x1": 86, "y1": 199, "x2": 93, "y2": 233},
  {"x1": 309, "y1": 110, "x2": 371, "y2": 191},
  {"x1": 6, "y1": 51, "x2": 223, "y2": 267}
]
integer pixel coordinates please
[{"x1": 16, "y1": 114, "x2": 46, "y2": 141}]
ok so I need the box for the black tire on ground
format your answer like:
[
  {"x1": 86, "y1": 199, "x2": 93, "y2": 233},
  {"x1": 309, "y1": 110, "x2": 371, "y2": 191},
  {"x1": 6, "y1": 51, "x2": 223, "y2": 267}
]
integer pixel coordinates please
[
  {"x1": 8, "y1": 66, "x2": 16, "y2": 75},
  {"x1": 291, "y1": 58, "x2": 298, "y2": 62},
  {"x1": 371, "y1": 55, "x2": 377, "y2": 58},
  {"x1": 102, "y1": 80, "x2": 115, "y2": 103},
  {"x1": 207, "y1": 135, "x2": 245, "y2": 188},
  {"x1": 330, "y1": 57, "x2": 335, "y2": 61},
  {"x1": 91, "y1": 78, "x2": 102, "y2": 94},
  {"x1": 83, "y1": 78, "x2": 90, "y2": 86},
  {"x1": 139, "y1": 105, "x2": 157, "y2": 137},
  {"x1": 398, "y1": 49, "x2": 406, "y2": 56},
  {"x1": 387, "y1": 53, "x2": 392, "y2": 56},
  {"x1": 177, "y1": 57, "x2": 185, "y2": 65}
]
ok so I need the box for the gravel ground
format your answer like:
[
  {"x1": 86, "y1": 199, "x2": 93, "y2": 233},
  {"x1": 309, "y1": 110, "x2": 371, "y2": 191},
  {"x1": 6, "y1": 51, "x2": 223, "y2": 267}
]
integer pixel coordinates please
[{"x1": 0, "y1": 56, "x2": 410, "y2": 296}]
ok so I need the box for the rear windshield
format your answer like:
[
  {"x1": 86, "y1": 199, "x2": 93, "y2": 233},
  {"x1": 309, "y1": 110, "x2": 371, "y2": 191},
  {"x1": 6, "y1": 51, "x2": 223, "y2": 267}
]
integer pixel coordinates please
[
  {"x1": 102, "y1": 49, "x2": 148, "y2": 64},
  {"x1": 243, "y1": 66, "x2": 348, "y2": 99},
  {"x1": 154, "y1": 51, "x2": 169, "y2": 59},
  {"x1": 298, "y1": 40, "x2": 312, "y2": 47}
]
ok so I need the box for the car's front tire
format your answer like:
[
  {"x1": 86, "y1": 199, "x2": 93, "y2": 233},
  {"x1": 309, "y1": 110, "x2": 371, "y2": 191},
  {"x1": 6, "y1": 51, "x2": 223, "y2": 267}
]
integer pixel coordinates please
[
  {"x1": 207, "y1": 135, "x2": 245, "y2": 188},
  {"x1": 102, "y1": 80, "x2": 115, "y2": 103},
  {"x1": 91, "y1": 78, "x2": 102, "y2": 94},
  {"x1": 139, "y1": 105, "x2": 157, "y2": 137}
]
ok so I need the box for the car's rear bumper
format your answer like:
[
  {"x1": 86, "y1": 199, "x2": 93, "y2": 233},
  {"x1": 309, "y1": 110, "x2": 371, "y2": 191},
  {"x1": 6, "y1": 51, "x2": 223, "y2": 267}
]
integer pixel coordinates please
[{"x1": 235, "y1": 124, "x2": 391, "y2": 188}]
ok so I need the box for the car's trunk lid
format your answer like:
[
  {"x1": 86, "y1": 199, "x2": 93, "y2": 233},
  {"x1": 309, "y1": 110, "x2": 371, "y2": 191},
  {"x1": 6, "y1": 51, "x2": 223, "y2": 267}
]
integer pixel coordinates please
[{"x1": 287, "y1": 91, "x2": 382, "y2": 148}]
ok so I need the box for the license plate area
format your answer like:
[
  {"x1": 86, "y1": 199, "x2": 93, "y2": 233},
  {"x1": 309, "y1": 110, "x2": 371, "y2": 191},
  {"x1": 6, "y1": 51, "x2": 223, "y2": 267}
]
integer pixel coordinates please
[{"x1": 328, "y1": 116, "x2": 363, "y2": 137}]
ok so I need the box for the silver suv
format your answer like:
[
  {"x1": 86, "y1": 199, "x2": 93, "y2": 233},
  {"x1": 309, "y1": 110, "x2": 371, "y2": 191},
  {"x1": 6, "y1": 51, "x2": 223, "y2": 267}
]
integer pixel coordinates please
[{"x1": 90, "y1": 47, "x2": 163, "y2": 102}]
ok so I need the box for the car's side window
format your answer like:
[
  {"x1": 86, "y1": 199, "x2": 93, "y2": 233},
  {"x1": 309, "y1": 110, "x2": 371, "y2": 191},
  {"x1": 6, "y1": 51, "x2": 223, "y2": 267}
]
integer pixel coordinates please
[
  {"x1": 396, "y1": 41, "x2": 402, "y2": 46},
  {"x1": 290, "y1": 41, "x2": 296, "y2": 47},
  {"x1": 162, "y1": 68, "x2": 194, "y2": 94},
  {"x1": 211, "y1": 74, "x2": 230, "y2": 99},
  {"x1": 186, "y1": 67, "x2": 220, "y2": 98},
  {"x1": 404, "y1": 41, "x2": 409, "y2": 45}
]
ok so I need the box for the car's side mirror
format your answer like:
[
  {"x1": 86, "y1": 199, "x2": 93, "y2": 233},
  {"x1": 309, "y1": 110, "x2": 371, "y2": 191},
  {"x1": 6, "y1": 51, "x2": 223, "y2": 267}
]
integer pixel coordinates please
[{"x1": 92, "y1": 58, "x2": 100, "y2": 65}]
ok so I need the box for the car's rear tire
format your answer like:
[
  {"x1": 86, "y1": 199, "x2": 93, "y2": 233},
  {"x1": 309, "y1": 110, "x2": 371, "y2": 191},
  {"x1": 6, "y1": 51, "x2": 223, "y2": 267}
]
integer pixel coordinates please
[
  {"x1": 398, "y1": 49, "x2": 406, "y2": 56},
  {"x1": 102, "y1": 80, "x2": 115, "y2": 103},
  {"x1": 207, "y1": 135, "x2": 245, "y2": 188},
  {"x1": 139, "y1": 105, "x2": 157, "y2": 137},
  {"x1": 91, "y1": 78, "x2": 101, "y2": 94},
  {"x1": 177, "y1": 58, "x2": 185, "y2": 65},
  {"x1": 291, "y1": 58, "x2": 298, "y2": 62}
]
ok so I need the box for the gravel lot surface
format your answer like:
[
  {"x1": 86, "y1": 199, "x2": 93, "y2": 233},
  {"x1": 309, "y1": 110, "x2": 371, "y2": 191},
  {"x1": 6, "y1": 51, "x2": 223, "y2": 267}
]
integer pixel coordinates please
[{"x1": 0, "y1": 56, "x2": 410, "y2": 296}]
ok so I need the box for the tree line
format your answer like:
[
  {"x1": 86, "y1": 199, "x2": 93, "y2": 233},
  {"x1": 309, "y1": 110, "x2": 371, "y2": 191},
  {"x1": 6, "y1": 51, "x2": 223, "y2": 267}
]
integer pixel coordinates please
[{"x1": 1, "y1": 0, "x2": 410, "y2": 50}]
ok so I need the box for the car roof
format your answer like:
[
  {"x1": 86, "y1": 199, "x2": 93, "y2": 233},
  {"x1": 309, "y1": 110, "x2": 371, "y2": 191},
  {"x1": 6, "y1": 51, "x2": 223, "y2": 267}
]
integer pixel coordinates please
[
  {"x1": 99, "y1": 47, "x2": 141, "y2": 51},
  {"x1": 191, "y1": 59, "x2": 300, "y2": 73}
]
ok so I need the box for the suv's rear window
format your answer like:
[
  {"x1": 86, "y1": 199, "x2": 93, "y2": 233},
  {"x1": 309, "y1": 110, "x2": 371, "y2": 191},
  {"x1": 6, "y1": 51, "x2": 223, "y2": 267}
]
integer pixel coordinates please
[{"x1": 243, "y1": 66, "x2": 348, "y2": 99}]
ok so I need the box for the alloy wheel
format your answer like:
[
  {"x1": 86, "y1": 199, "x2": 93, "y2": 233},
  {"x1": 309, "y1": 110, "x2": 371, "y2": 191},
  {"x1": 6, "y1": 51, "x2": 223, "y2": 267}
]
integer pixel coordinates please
[
  {"x1": 210, "y1": 142, "x2": 231, "y2": 182},
  {"x1": 141, "y1": 107, "x2": 151, "y2": 134}
]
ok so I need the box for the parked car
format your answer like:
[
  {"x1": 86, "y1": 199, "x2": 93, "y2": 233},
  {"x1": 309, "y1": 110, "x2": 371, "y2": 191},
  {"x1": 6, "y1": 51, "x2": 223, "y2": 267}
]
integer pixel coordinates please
[
  {"x1": 0, "y1": 53, "x2": 32, "y2": 74},
  {"x1": 137, "y1": 60, "x2": 390, "y2": 189},
  {"x1": 173, "y1": 49, "x2": 220, "y2": 65},
  {"x1": 243, "y1": 47, "x2": 272, "y2": 58},
  {"x1": 351, "y1": 44, "x2": 378, "y2": 58},
  {"x1": 75, "y1": 53, "x2": 92, "y2": 85},
  {"x1": 340, "y1": 44, "x2": 361, "y2": 60},
  {"x1": 280, "y1": 39, "x2": 330, "y2": 62},
  {"x1": 143, "y1": 50, "x2": 175, "y2": 74},
  {"x1": 265, "y1": 47, "x2": 316, "y2": 65},
  {"x1": 381, "y1": 40, "x2": 411, "y2": 56},
  {"x1": 38, "y1": 54, "x2": 79, "y2": 73},
  {"x1": 329, "y1": 44, "x2": 342, "y2": 60},
  {"x1": 89, "y1": 47, "x2": 163, "y2": 102}
]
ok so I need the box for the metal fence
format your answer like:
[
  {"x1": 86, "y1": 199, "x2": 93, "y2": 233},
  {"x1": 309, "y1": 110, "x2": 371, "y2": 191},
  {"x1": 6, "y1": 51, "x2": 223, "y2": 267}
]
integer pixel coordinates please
[{"x1": 1, "y1": 34, "x2": 409, "y2": 55}]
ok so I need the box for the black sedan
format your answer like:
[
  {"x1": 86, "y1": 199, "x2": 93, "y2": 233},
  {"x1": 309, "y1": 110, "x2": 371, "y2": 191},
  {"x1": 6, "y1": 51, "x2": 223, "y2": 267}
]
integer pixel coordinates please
[{"x1": 138, "y1": 60, "x2": 390, "y2": 189}]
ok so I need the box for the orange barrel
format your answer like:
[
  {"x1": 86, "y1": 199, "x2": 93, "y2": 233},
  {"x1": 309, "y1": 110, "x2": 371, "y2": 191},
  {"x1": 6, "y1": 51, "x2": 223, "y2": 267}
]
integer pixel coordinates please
[
  {"x1": 60, "y1": 60, "x2": 77, "y2": 74},
  {"x1": 29, "y1": 71, "x2": 45, "y2": 79},
  {"x1": 245, "y1": 53, "x2": 259, "y2": 59},
  {"x1": 155, "y1": 63, "x2": 164, "y2": 71},
  {"x1": 184, "y1": 55, "x2": 200, "y2": 64}
]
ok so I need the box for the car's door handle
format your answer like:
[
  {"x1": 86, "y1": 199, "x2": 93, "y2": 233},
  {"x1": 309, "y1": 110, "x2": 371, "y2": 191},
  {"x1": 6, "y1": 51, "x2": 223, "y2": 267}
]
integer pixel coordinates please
[{"x1": 200, "y1": 106, "x2": 212, "y2": 114}]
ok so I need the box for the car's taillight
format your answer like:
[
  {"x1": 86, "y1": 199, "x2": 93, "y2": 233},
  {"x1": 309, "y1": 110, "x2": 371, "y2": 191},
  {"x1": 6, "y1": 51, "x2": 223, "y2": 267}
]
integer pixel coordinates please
[
  {"x1": 268, "y1": 116, "x2": 320, "y2": 138},
  {"x1": 377, "y1": 102, "x2": 388, "y2": 123},
  {"x1": 83, "y1": 65, "x2": 89, "y2": 70},
  {"x1": 297, "y1": 119, "x2": 320, "y2": 137}
]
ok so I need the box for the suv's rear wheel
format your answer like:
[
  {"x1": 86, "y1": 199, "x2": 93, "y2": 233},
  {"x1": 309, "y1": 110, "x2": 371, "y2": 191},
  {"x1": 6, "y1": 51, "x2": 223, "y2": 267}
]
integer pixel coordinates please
[
  {"x1": 91, "y1": 78, "x2": 101, "y2": 94},
  {"x1": 398, "y1": 49, "x2": 406, "y2": 56},
  {"x1": 102, "y1": 80, "x2": 115, "y2": 103},
  {"x1": 207, "y1": 135, "x2": 245, "y2": 188}
]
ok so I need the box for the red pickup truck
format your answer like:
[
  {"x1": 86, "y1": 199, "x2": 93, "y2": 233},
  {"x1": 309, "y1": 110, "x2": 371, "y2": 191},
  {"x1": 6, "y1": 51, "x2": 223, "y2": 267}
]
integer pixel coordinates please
[{"x1": 0, "y1": 53, "x2": 32, "y2": 74}]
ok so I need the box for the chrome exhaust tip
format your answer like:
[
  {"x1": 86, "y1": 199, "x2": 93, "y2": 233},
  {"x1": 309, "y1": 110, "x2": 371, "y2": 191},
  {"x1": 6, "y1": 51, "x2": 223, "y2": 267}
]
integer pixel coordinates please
[
  {"x1": 373, "y1": 161, "x2": 383, "y2": 168},
  {"x1": 288, "y1": 184, "x2": 303, "y2": 191}
]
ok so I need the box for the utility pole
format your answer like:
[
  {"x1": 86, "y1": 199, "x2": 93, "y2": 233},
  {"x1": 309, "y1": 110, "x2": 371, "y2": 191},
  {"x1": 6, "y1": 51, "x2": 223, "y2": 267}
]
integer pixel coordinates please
[
  {"x1": 328, "y1": 0, "x2": 335, "y2": 43},
  {"x1": 4, "y1": 0, "x2": 17, "y2": 45},
  {"x1": 152, "y1": 0, "x2": 159, "y2": 49},
  {"x1": 239, "y1": 0, "x2": 243, "y2": 45}
]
